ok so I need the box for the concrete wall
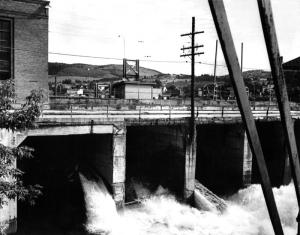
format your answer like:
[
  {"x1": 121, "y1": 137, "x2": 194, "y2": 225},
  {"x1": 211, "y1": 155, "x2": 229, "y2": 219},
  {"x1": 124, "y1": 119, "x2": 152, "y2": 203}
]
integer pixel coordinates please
[
  {"x1": 79, "y1": 134, "x2": 114, "y2": 185},
  {"x1": 252, "y1": 121, "x2": 290, "y2": 186},
  {"x1": 0, "y1": 0, "x2": 48, "y2": 101},
  {"x1": 196, "y1": 124, "x2": 246, "y2": 195},
  {"x1": 126, "y1": 126, "x2": 186, "y2": 199},
  {"x1": 196, "y1": 121, "x2": 291, "y2": 196}
]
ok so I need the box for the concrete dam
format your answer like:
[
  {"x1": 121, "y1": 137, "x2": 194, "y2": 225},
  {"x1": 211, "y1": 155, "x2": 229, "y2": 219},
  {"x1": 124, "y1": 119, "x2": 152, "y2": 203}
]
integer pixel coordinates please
[{"x1": 2, "y1": 102, "x2": 300, "y2": 234}]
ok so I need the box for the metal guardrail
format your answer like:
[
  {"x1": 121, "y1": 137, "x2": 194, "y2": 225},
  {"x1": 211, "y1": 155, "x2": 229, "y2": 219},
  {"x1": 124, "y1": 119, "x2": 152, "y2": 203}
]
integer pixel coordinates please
[
  {"x1": 48, "y1": 96, "x2": 291, "y2": 109},
  {"x1": 9, "y1": 98, "x2": 300, "y2": 121},
  {"x1": 39, "y1": 105, "x2": 300, "y2": 121}
]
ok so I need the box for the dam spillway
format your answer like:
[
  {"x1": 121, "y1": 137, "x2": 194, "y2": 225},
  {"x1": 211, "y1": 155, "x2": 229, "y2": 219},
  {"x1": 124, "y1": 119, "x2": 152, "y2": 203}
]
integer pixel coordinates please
[{"x1": 1, "y1": 103, "x2": 300, "y2": 233}]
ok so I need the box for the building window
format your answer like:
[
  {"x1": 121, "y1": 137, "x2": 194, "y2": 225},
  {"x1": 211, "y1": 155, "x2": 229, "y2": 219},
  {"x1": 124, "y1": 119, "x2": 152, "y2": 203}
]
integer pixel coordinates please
[{"x1": 0, "y1": 19, "x2": 12, "y2": 80}]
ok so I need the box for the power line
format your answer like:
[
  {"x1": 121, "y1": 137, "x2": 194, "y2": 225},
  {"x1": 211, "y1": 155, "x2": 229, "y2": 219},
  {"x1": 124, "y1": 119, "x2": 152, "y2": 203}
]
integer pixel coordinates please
[
  {"x1": 1, "y1": 45, "x2": 299, "y2": 72},
  {"x1": 181, "y1": 17, "x2": 205, "y2": 139},
  {"x1": 49, "y1": 52, "x2": 123, "y2": 61}
]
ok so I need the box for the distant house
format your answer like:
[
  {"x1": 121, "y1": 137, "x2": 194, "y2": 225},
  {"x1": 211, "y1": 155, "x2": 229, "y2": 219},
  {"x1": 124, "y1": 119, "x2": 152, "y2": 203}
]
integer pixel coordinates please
[
  {"x1": 0, "y1": 0, "x2": 49, "y2": 101},
  {"x1": 197, "y1": 87, "x2": 203, "y2": 97},
  {"x1": 112, "y1": 81, "x2": 162, "y2": 99},
  {"x1": 95, "y1": 83, "x2": 110, "y2": 98}
]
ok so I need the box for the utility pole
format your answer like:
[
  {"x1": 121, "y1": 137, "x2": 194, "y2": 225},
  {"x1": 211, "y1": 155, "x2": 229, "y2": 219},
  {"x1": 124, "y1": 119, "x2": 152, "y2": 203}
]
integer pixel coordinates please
[
  {"x1": 241, "y1": 42, "x2": 244, "y2": 73},
  {"x1": 180, "y1": 17, "x2": 204, "y2": 139},
  {"x1": 180, "y1": 17, "x2": 204, "y2": 202},
  {"x1": 213, "y1": 40, "x2": 218, "y2": 100}
]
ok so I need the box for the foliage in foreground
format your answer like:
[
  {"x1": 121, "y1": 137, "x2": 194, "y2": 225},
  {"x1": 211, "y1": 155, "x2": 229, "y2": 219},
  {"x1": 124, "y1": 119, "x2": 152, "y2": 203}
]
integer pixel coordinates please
[{"x1": 0, "y1": 79, "x2": 43, "y2": 208}]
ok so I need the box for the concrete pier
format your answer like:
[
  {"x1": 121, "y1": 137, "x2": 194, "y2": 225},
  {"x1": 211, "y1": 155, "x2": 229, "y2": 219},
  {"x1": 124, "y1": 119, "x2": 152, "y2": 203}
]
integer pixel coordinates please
[
  {"x1": 242, "y1": 132, "x2": 252, "y2": 187},
  {"x1": 184, "y1": 124, "x2": 197, "y2": 201},
  {"x1": 112, "y1": 125, "x2": 126, "y2": 207}
]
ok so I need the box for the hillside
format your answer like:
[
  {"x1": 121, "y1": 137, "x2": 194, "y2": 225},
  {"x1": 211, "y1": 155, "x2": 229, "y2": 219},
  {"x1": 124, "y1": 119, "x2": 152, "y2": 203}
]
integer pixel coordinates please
[
  {"x1": 48, "y1": 62, "x2": 162, "y2": 81},
  {"x1": 48, "y1": 62, "x2": 297, "y2": 90}
]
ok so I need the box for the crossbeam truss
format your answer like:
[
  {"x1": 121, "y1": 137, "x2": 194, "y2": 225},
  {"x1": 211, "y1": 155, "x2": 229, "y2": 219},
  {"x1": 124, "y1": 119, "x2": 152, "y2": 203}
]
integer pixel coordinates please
[
  {"x1": 208, "y1": 0, "x2": 300, "y2": 234},
  {"x1": 123, "y1": 59, "x2": 140, "y2": 81}
]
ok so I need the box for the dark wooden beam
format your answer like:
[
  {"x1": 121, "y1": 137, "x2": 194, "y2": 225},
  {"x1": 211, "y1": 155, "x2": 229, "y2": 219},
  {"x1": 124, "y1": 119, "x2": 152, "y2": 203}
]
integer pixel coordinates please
[
  {"x1": 180, "y1": 31, "x2": 204, "y2": 37},
  {"x1": 257, "y1": 0, "x2": 300, "y2": 229},
  {"x1": 208, "y1": 0, "x2": 284, "y2": 234},
  {"x1": 180, "y1": 52, "x2": 204, "y2": 57}
]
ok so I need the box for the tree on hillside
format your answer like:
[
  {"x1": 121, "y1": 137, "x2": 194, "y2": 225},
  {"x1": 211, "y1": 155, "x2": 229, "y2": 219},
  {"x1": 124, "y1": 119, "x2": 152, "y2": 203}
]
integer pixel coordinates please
[
  {"x1": 154, "y1": 79, "x2": 162, "y2": 88},
  {"x1": 0, "y1": 80, "x2": 43, "y2": 230},
  {"x1": 62, "y1": 79, "x2": 72, "y2": 85}
]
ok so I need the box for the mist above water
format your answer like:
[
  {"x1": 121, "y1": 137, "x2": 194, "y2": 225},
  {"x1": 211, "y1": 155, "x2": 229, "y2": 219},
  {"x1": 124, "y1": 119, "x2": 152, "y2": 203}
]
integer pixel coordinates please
[{"x1": 80, "y1": 175, "x2": 297, "y2": 235}]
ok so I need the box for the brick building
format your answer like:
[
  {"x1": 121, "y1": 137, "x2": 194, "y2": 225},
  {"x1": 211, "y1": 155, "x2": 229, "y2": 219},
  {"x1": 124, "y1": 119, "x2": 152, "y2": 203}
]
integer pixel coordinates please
[
  {"x1": 0, "y1": 0, "x2": 49, "y2": 101},
  {"x1": 0, "y1": 1, "x2": 49, "y2": 233}
]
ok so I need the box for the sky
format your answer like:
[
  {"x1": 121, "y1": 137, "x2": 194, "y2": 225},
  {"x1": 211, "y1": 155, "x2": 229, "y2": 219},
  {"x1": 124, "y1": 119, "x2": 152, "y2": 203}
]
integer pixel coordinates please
[{"x1": 48, "y1": 0, "x2": 300, "y2": 76}]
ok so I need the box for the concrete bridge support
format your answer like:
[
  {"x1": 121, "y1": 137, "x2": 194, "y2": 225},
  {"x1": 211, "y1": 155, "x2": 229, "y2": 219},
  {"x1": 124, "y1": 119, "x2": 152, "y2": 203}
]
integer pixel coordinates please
[
  {"x1": 112, "y1": 125, "x2": 126, "y2": 208},
  {"x1": 184, "y1": 124, "x2": 197, "y2": 202},
  {"x1": 242, "y1": 132, "x2": 253, "y2": 187}
]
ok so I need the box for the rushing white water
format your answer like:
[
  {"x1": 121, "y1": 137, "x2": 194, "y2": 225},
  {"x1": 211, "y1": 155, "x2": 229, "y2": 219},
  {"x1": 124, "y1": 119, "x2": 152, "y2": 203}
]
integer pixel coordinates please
[
  {"x1": 79, "y1": 173, "x2": 118, "y2": 234},
  {"x1": 80, "y1": 175, "x2": 298, "y2": 235}
]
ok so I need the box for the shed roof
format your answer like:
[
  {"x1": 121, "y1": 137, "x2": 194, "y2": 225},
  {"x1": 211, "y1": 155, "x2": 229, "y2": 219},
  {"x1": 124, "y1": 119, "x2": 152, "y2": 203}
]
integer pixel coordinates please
[{"x1": 113, "y1": 81, "x2": 156, "y2": 87}]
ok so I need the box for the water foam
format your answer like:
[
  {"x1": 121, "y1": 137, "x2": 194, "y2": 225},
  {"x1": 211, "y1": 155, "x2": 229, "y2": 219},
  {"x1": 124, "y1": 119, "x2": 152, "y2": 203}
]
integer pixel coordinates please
[
  {"x1": 80, "y1": 175, "x2": 298, "y2": 235},
  {"x1": 79, "y1": 173, "x2": 118, "y2": 234}
]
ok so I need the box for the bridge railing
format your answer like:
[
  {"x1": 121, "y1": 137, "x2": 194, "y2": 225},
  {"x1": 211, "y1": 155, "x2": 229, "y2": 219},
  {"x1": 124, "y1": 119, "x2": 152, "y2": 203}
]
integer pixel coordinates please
[
  {"x1": 10, "y1": 97, "x2": 300, "y2": 121},
  {"x1": 39, "y1": 104, "x2": 300, "y2": 120},
  {"x1": 45, "y1": 96, "x2": 292, "y2": 110}
]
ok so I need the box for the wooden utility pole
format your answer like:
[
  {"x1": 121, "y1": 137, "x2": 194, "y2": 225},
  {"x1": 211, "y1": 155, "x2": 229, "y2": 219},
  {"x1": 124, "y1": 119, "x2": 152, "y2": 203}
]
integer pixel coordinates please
[
  {"x1": 213, "y1": 40, "x2": 218, "y2": 100},
  {"x1": 257, "y1": 0, "x2": 300, "y2": 233},
  {"x1": 241, "y1": 42, "x2": 244, "y2": 73},
  {"x1": 208, "y1": 0, "x2": 284, "y2": 234},
  {"x1": 180, "y1": 17, "x2": 204, "y2": 138},
  {"x1": 180, "y1": 17, "x2": 204, "y2": 202}
]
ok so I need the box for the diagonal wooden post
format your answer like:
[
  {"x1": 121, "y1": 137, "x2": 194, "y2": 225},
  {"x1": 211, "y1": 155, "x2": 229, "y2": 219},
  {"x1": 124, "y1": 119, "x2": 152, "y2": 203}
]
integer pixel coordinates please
[
  {"x1": 208, "y1": 0, "x2": 284, "y2": 234},
  {"x1": 257, "y1": 0, "x2": 300, "y2": 232}
]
